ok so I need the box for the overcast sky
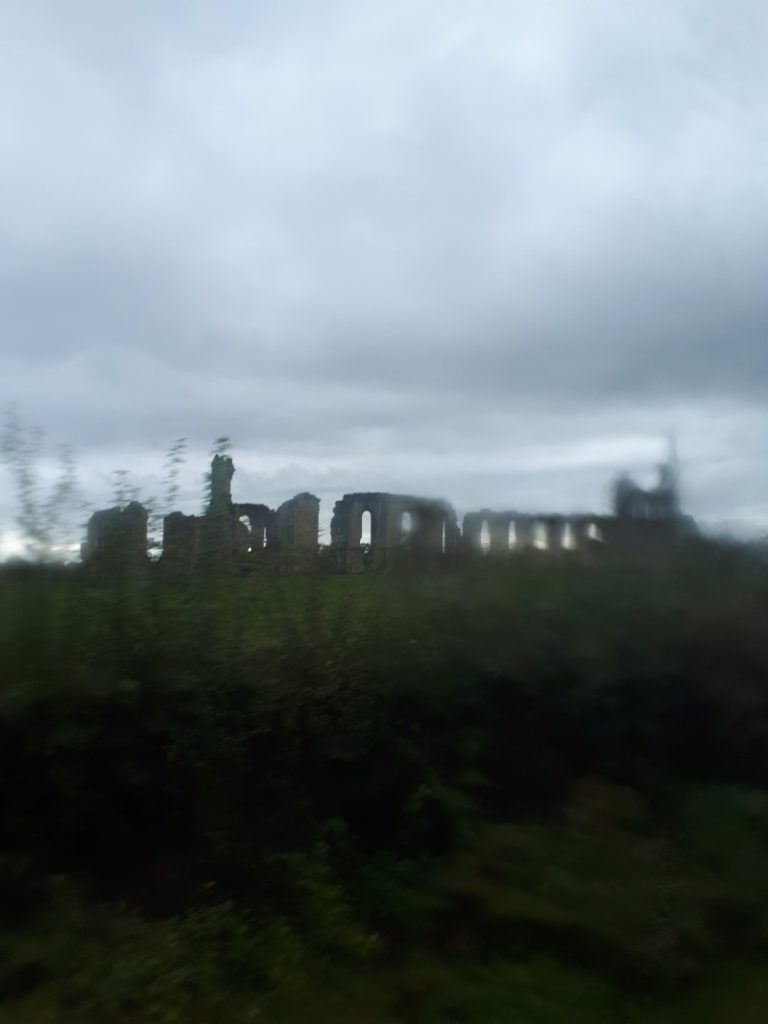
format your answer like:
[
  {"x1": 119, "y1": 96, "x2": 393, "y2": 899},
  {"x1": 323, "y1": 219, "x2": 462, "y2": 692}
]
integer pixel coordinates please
[{"x1": 2, "y1": 0, "x2": 768, "y2": 549}]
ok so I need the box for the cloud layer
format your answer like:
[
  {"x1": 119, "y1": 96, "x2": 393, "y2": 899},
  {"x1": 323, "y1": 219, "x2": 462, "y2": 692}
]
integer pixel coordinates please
[{"x1": 2, "y1": 0, "x2": 768, "y2": 542}]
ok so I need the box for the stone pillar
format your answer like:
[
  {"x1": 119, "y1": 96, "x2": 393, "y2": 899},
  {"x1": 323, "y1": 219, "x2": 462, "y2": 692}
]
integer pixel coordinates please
[
  {"x1": 331, "y1": 497, "x2": 364, "y2": 572},
  {"x1": 570, "y1": 519, "x2": 589, "y2": 550},
  {"x1": 462, "y1": 512, "x2": 484, "y2": 553},
  {"x1": 546, "y1": 518, "x2": 562, "y2": 551},
  {"x1": 488, "y1": 515, "x2": 509, "y2": 555},
  {"x1": 514, "y1": 517, "x2": 532, "y2": 549}
]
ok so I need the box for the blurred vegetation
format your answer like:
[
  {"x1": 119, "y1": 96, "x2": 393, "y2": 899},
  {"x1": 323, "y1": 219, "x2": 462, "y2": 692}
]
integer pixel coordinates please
[
  {"x1": 1, "y1": 547, "x2": 768, "y2": 1021},
  {"x1": 0, "y1": 405, "x2": 87, "y2": 562}
]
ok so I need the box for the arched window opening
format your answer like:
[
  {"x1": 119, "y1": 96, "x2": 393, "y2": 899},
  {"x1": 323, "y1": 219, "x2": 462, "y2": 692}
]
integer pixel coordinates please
[
  {"x1": 401, "y1": 511, "x2": 413, "y2": 539},
  {"x1": 533, "y1": 522, "x2": 548, "y2": 550},
  {"x1": 238, "y1": 515, "x2": 253, "y2": 554},
  {"x1": 562, "y1": 522, "x2": 576, "y2": 550},
  {"x1": 360, "y1": 510, "x2": 372, "y2": 546},
  {"x1": 587, "y1": 522, "x2": 604, "y2": 543},
  {"x1": 508, "y1": 521, "x2": 517, "y2": 549},
  {"x1": 480, "y1": 519, "x2": 491, "y2": 554}
]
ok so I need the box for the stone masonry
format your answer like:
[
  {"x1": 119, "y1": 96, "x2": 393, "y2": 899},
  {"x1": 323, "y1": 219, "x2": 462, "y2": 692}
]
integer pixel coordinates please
[{"x1": 81, "y1": 447, "x2": 694, "y2": 575}]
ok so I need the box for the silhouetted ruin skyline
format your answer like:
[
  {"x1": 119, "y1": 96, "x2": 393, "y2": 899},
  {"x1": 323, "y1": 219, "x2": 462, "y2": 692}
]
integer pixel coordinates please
[{"x1": 82, "y1": 442, "x2": 694, "y2": 574}]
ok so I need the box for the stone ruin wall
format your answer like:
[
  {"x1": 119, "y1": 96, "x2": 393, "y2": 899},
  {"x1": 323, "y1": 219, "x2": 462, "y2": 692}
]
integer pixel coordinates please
[
  {"x1": 81, "y1": 501, "x2": 150, "y2": 574},
  {"x1": 330, "y1": 492, "x2": 461, "y2": 573},
  {"x1": 81, "y1": 454, "x2": 695, "y2": 576}
]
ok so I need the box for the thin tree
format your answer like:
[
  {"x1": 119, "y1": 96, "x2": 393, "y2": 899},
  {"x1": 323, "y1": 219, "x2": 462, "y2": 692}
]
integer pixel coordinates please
[
  {"x1": 162, "y1": 437, "x2": 188, "y2": 514},
  {"x1": 1, "y1": 404, "x2": 86, "y2": 560}
]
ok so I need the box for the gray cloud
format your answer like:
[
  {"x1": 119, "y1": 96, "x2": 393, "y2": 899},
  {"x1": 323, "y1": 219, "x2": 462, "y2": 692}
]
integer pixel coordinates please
[{"x1": 2, "y1": 0, "x2": 768, "y2": 548}]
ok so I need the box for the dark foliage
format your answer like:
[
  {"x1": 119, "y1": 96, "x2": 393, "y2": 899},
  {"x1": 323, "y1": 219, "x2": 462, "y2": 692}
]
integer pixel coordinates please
[{"x1": 1, "y1": 547, "x2": 768, "y2": 1020}]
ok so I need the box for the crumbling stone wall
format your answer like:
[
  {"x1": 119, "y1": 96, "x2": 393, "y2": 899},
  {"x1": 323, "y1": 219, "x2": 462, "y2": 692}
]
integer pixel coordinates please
[
  {"x1": 82, "y1": 450, "x2": 695, "y2": 576},
  {"x1": 81, "y1": 502, "x2": 149, "y2": 573},
  {"x1": 599, "y1": 514, "x2": 694, "y2": 547},
  {"x1": 463, "y1": 511, "x2": 617, "y2": 555},
  {"x1": 232, "y1": 503, "x2": 273, "y2": 552},
  {"x1": 232, "y1": 503, "x2": 275, "y2": 571},
  {"x1": 274, "y1": 493, "x2": 320, "y2": 573},
  {"x1": 197, "y1": 458, "x2": 281, "y2": 574},
  {"x1": 331, "y1": 493, "x2": 460, "y2": 572},
  {"x1": 611, "y1": 451, "x2": 681, "y2": 522},
  {"x1": 160, "y1": 512, "x2": 199, "y2": 575},
  {"x1": 461, "y1": 508, "x2": 693, "y2": 555},
  {"x1": 156, "y1": 463, "x2": 317, "y2": 575}
]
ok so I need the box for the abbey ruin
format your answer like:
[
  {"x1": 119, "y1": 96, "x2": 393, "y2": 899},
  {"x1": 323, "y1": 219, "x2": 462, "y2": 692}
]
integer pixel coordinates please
[{"x1": 81, "y1": 447, "x2": 695, "y2": 575}]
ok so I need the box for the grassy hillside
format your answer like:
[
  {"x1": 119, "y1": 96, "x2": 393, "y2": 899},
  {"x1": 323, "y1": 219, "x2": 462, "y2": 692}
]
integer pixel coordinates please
[{"x1": 1, "y1": 545, "x2": 768, "y2": 1021}]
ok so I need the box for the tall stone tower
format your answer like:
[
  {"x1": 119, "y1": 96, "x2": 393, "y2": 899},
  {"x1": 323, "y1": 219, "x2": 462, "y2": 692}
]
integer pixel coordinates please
[
  {"x1": 656, "y1": 433, "x2": 681, "y2": 519},
  {"x1": 612, "y1": 434, "x2": 682, "y2": 521},
  {"x1": 199, "y1": 454, "x2": 237, "y2": 572},
  {"x1": 208, "y1": 454, "x2": 234, "y2": 513}
]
